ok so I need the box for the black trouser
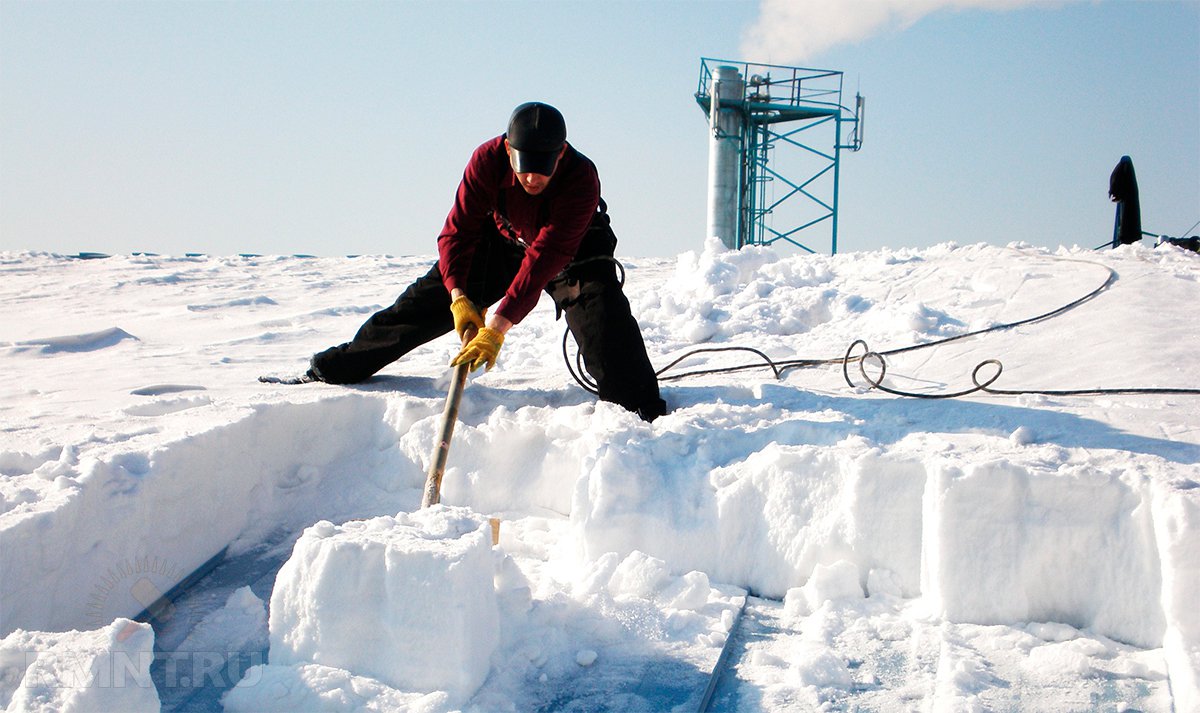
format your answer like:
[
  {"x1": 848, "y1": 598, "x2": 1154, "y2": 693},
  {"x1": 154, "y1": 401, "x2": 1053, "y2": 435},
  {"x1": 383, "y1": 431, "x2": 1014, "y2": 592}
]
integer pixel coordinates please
[{"x1": 310, "y1": 222, "x2": 667, "y2": 421}]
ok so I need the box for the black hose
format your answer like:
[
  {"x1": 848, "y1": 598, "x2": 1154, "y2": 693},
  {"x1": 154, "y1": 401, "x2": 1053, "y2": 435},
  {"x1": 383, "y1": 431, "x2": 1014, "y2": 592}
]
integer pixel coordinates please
[{"x1": 561, "y1": 254, "x2": 1200, "y2": 399}]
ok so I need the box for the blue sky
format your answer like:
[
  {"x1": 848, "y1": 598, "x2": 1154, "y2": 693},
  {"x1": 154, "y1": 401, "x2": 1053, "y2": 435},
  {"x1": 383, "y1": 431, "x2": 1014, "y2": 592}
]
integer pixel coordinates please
[{"x1": 1, "y1": 0, "x2": 1196, "y2": 258}]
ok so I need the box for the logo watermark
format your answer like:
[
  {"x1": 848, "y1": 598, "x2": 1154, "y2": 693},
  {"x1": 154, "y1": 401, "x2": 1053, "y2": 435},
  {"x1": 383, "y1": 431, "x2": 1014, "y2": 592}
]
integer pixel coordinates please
[
  {"x1": 18, "y1": 649, "x2": 264, "y2": 691},
  {"x1": 84, "y1": 555, "x2": 184, "y2": 629}
]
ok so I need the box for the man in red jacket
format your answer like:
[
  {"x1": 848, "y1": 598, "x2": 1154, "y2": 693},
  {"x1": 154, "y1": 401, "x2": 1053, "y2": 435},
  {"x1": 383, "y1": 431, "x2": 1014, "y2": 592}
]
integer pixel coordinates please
[{"x1": 306, "y1": 102, "x2": 667, "y2": 422}]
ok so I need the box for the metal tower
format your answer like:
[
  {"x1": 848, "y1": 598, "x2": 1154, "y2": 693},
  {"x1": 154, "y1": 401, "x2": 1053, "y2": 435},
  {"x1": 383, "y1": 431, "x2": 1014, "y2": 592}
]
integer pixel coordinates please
[{"x1": 696, "y1": 58, "x2": 865, "y2": 254}]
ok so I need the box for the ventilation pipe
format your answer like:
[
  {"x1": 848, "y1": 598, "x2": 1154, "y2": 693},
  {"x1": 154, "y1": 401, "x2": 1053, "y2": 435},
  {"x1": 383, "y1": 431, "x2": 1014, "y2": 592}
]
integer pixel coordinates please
[{"x1": 706, "y1": 66, "x2": 745, "y2": 250}]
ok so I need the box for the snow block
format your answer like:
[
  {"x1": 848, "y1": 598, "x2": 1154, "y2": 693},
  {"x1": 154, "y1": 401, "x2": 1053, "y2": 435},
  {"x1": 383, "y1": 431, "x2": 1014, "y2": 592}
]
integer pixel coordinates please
[
  {"x1": 268, "y1": 506, "x2": 499, "y2": 702},
  {"x1": 0, "y1": 618, "x2": 160, "y2": 712},
  {"x1": 921, "y1": 458, "x2": 1165, "y2": 649},
  {"x1": 573, "y1": 438, "x2": 925, "y2": 601}
]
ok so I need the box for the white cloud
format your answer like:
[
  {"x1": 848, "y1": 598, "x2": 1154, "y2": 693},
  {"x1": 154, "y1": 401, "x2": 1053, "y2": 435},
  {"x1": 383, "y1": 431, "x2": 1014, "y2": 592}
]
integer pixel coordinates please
[{"x1": 739, "y1": 0, "x2": 1052, "y2": 64}]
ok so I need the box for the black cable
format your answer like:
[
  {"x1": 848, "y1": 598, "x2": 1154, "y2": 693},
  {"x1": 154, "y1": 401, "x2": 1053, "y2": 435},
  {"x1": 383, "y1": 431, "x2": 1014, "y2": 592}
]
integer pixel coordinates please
[
  {"x1": 563, "y1": 326, "x2": 599, "y2": 393},
  {"x1": 832, "y1": 256, "x2": 1198, "y2": 397},
  {"x1": 842, "y1": 339, "x2": 1003, "y2": 399},
  {"x1": 842, "y1": 337, "x2": 1200, "y2": 398},
  {"x1": 560, "y1": 253, "x2": 1200, "y2": 399},
  {"x1": 657, "y1": 346, "x2": 784, "y2": 381},
  {"x1": 860, "y1": 256, "x2": 1115, "y2": 362}
]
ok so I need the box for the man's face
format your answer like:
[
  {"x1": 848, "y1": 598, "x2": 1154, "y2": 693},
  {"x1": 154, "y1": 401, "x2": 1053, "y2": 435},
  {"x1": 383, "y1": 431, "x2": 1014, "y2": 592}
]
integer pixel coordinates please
[{"x1": 505, "y1": 140, "x2": 566, "y2": 195}]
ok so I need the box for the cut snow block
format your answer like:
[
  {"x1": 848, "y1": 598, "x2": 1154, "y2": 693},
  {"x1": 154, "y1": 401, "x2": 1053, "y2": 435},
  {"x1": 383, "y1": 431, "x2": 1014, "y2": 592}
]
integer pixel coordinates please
[
  {"x1": 268, "y1": 506, "x2": 500, "y2": 702},
  {"x1": 921, "y1": 459, "x2": 1164, "y2": 649}
]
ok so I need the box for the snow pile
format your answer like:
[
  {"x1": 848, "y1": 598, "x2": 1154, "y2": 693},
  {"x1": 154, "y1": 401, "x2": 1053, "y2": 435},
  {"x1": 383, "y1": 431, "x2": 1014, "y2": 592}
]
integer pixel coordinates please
[{"x1": 0, "y1": 241, "x2": 1197, "y2": 711}]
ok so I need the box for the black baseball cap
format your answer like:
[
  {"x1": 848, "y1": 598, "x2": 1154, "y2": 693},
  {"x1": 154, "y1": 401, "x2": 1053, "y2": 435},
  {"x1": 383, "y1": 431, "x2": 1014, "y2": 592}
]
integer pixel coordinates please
[{"x1": 506, "y1": 102, "x2": 566, "y2": 175}]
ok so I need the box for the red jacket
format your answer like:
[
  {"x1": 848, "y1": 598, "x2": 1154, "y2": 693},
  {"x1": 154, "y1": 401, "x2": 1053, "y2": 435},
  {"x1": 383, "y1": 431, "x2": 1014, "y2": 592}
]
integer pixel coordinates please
[{"x1": 437, "y1": 135, "x2": 601, "y2": 325}]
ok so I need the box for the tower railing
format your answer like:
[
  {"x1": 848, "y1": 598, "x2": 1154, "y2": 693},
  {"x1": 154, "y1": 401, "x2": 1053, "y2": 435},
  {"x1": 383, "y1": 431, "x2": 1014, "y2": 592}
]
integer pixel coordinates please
[{"x1": 696, "y1": 58, "x2": 864, "y2": 254}]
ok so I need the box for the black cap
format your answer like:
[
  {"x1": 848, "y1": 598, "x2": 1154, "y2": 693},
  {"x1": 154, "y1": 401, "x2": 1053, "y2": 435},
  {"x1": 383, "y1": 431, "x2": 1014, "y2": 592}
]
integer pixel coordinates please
[{"x1": 506, "y1": 102, "x2": 566, "y2": 175}]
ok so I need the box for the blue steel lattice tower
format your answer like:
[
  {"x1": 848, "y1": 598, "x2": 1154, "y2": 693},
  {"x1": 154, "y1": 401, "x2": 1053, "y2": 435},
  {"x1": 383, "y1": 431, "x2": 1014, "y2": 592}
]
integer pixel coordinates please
[{"x1": 696, "y1": 59, "x2": 865, "y2": 254}]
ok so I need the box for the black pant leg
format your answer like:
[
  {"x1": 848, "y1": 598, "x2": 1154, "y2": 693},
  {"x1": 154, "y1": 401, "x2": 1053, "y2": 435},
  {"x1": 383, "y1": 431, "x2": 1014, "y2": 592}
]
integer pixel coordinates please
[
  {"x1": 311, "y1": 228, "x2": 524, "y2": 384},
  {"x1": 309, "y1": 264, "x2": 452, "y2": 384},
  {"x1": 563, "y1": 279, "x2": 667, "y2": 422}
]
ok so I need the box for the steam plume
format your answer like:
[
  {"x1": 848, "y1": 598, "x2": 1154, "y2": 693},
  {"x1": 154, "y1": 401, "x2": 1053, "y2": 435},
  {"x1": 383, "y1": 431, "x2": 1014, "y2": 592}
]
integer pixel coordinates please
[{"x1": 740, "y1": 0, "x2": 1051, "y2": 63}]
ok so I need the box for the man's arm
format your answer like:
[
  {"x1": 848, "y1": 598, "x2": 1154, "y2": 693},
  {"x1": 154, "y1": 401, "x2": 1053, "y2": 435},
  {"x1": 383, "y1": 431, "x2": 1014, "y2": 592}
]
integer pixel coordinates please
[{"x1": 438, "y1": 139, "x2": 507, "y2": 296}]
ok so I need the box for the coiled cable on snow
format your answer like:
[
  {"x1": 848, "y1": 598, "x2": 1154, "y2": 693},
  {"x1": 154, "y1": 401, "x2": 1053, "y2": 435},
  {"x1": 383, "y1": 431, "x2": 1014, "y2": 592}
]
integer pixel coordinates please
[{"x1": 561, "y1": 255, "x2": 1200, "y2": 399}]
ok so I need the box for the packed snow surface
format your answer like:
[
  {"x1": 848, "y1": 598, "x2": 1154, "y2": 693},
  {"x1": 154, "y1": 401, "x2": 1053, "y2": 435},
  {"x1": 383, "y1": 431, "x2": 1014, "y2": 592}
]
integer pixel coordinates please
[{"x1": 1, "y1": 239, "x2": 1197, "y2": 712}]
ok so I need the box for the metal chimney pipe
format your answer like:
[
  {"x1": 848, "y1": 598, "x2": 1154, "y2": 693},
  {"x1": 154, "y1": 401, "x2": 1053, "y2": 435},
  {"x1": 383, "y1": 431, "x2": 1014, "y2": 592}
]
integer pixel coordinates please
[{"x1": 706, "y1": 66, "x2": 745, "y2": 250}]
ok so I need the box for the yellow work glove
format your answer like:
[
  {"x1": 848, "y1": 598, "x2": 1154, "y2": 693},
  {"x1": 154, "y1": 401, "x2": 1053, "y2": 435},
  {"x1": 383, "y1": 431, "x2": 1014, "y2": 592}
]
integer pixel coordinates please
[
  {"x1": 451, "y1": 327, "x2": 505, "y2": 372},
  {"x1": 449, "y1": 295, "x2": 485, "y2": 341}
]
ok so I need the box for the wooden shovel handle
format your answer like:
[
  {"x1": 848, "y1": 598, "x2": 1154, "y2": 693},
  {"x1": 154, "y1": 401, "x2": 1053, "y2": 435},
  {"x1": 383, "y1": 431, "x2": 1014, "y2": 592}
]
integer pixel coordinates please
[{"x1": 420, "y1": 328, "x2": 475, "y2": 508}]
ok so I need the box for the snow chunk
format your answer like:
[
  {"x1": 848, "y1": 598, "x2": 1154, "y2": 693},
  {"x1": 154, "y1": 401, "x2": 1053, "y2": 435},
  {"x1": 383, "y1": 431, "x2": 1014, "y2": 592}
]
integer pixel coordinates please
[
  {"x1": 268, "y1": 506, "x2": 499, "y2": 703},
  {"x1": 801, "y1": 560, "x2": 865, "y2": 611},
  {"x1": 177, "y1": 586, "x2": 267, "y2": 656},
  {"x1": 0, "y1": 618, "x2": 159, "y2": 712},
  {"x1": 660, "y1": 570, "x2": 713, "y2": 611},
  {"x1": 1026, "y1": 621, "x2": 1079, "y2": 643},
  {"x1": 783, "y1": 560, "x2": 864, "y2": 618},
  {"x1": 791, "y1": 643, "x2": 853, "y2": 689},
  {"x1": 1010, "y1": 426, "x2": 1036, "y2": 446},
  {"x1": 574, "y1": 649, "x2": 598, "y2": 667},
  {"x1": 606, "y1": 550, "x2": 669, "y2": 599}
]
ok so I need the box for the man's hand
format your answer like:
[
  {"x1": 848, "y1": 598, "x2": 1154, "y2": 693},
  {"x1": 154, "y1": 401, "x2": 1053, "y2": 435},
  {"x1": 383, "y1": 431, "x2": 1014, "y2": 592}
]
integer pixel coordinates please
[
  {"x1": 449, "y1": 295, "x2": 485, "y2": 341},
  {"x1": 452, "y1": 327, "x2": 505, "y2": 372}
]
